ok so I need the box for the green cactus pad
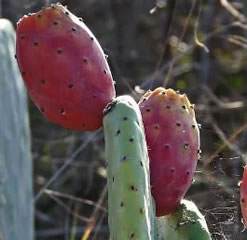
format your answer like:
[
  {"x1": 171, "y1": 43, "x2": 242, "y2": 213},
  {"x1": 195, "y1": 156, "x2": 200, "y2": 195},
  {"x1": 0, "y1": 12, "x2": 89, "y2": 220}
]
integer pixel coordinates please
[
  {"x1": 156, "y1": 199, "x2": 211, "y2": 240},
  {"x1": 103, "y1": 96, "x2": 156, "y2": 240}
]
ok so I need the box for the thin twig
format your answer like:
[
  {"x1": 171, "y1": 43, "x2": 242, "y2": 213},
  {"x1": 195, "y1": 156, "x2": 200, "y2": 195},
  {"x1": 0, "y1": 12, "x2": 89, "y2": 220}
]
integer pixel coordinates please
[
  {"x1": 81, "y1": 185, "x2": 107, "y2": 240},
  {"x1": 228, "y1": 35, "x2": 247, "y2": 49},
  {"x1": 202, "y1": 85, "x2": 244, "y2": 109},
  {"x1": 34, "y1": 131, "x2": 100, "y2": 202},
  {"x1": 47, "y1": 194, "x2": 90, "y2": 222},
  {"x1": 204, "y1": 120, "x2": 247, "y2": 167},
  {"x1": 209, "y1": 116, "x2": 246, "y2": 160},
  {"x1": 140, "y1": 20, "x2": 245, "y2": 90},
  {"x1": 44, "y1": 189, "x2": 107, "y2": 212},
  {"x1": 70, "y1": 204, "x2": 79, "y2": 240},
  {"x1": 149, "y1": 0, "x2": 178, "y2": 89},
  {"x1": 220, "y1": 0, "x2": 246, "y2": 23},
  {"x1": 92, "y1": 200, "x2": 107, "y2": 240},
  {"x1": 163, "y1": 0, "x2": 197, "y2": 87},
  {"x1": 194, "y1": 0, "x2": 209, "y2": 53}
]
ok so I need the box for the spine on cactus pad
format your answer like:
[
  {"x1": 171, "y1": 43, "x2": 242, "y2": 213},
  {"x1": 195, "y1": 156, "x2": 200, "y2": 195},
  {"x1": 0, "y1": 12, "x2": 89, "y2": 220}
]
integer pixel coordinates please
[
  {"x1": 103, "y1": 96, "x2": 156, "y2": 240},
  {"x1": 156, "y1": 199, "x2": 211, "y2": 240}
]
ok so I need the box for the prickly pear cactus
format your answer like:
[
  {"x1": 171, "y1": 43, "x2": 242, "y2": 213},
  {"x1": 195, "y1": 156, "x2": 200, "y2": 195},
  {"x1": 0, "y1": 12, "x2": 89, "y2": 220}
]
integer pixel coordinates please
[
  {"x1": 16, "y1": 3, "x2": 116, "y2": 131},
  {"x1": 139, "y1": 87, "x2": 200, "y2": 216},
  {"x1": 0, "y1": 19, "x2": 33, "y2": 240},
  {"x1": 103, "y1": 96, "x2": 156, "y2": 240},
  {"x1": 156, "y1": 200, "x2": 211, "y2": 240},
  {"x1": 240, "y1": 166, "x2": 247, "y2": 227}
]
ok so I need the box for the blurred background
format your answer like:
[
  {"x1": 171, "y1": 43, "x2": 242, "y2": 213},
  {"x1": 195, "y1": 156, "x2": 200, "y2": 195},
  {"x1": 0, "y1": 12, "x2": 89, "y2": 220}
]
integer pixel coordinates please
[{"x1": 1, "y1": 0, "x2": 247, "y2": 239}]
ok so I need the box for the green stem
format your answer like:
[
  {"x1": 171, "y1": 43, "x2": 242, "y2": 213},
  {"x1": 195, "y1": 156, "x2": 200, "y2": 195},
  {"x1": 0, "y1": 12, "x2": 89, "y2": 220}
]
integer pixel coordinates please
[{"x1": 103, "y1": 96, "x2": 156, "y2": 240}]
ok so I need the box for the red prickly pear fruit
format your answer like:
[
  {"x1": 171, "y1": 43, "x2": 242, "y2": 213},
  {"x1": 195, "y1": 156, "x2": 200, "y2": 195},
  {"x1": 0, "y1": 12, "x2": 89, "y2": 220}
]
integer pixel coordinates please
[
  {"x1": 139, "y1": 87, "x2": 200, "y2": 216},
  {"x1": 240, "y1": 166, "x2": 247, "y2": 228},
  {"x1": 16, "y1": 3, "x2": 116, "y2": 131}
]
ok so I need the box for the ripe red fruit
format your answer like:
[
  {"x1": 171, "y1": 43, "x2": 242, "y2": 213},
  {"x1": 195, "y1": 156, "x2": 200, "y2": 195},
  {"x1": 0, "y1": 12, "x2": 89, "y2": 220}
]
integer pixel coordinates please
[
  {"x1": 16, "y1": 3, "x2": 116, "y2": 130},
  {"x1": 139, "y1": 87, "x2": 200, "y2": 216},
  {"x1": 240, "y1": 166, "x2": 247, "y2": 228}
]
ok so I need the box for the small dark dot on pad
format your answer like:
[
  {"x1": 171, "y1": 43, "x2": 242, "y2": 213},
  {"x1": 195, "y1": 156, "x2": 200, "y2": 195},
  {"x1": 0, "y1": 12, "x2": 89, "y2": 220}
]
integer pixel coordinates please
[
  {"x1": 145, "y1": 108, "x2": 151, "y2": 112},
  {"x1": 242, "y1": 198, "x2": 245, "y2": 203},
  {"x1": 129, "y1": 138, "x2": 134, "y2": 142},
  {"x1": 182, "y1": 105, "x2": 186, "y2": 109},
  {"x1": 130, "y1": 185, "x2": 137, "y2": 191},
  {"x1": 41, "y1": 79, "x2": 46, "y2": 84},
  {"x1": 60, "y1": 108, "x2": 65, "y2": 115},
  {"x1": 130, "y1": 233, "x2": 135, "y2": 238},
  {"x1": 123, "y1": 117, "x2": 128, "y2": 121},
  {"x1": 120, "y1": 201, "x2": 124, "y2": 207},
  {"x1": 115, "y1": 130, "x2": 121, "y2": 136},
  {"x1": 72, "y1": 27, "x2": 77, "y2": 31},
  {"x1": 103, "y1": 70, "x2": 107, "y2": 74},
  {"x1": 166, "y1": 105, "x2": 171, "y2": 109},
  {"x1": 164, "y1": 144, "x2": 170, "y2": 149},
  {"x1": 170, "y1": 168, "x2": 175, "y2": 173},
  {"x1": 68, "y1": 84, "x2": 74, "y2": 88},
  {"x1": 140, "y1": 208, "x2": 144, "y2": 214},
  {"x1": 140, "y1": 161, "x2": 143, "y2": 167},
  {"x1": 41, "y1": 107, "x2": 44, "y2": 112},
  {"x1": 184, "y1": 143, "x2": 189, "y2": 149},
  {"x1": 83, "y1": 57, "x2": 88, "y2": 63},
  {"x1": 57, "y1": 49, "x2": 63, "y2": 54},
  {"x1": 176, "y1": 122, "x2": 181, "y2": 127},
  {"x1": 90, "y1": 37, "x2": 94, "y2": 41},
  {"x1": 112, "y1": 176, "x2": 115, "y2": 182},
  {"x1": 192, "y1": 124, "x2": 196, "y2": 128},
  {"x1": 33, "y1": 41, "x2": 38, "y2": 46},
  {"x1": 120, "y1": 156, "x2": 127, "y2": 162},
  {"x1": 53, "y1": 21, "x2": 58, "y2": 25}
]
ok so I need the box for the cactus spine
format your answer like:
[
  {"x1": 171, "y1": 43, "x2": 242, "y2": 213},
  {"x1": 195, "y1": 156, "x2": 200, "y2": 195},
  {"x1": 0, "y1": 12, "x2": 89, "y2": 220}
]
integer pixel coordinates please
[{"x1": 103, "y1": 96, "x2": 156, "y2": 240}]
